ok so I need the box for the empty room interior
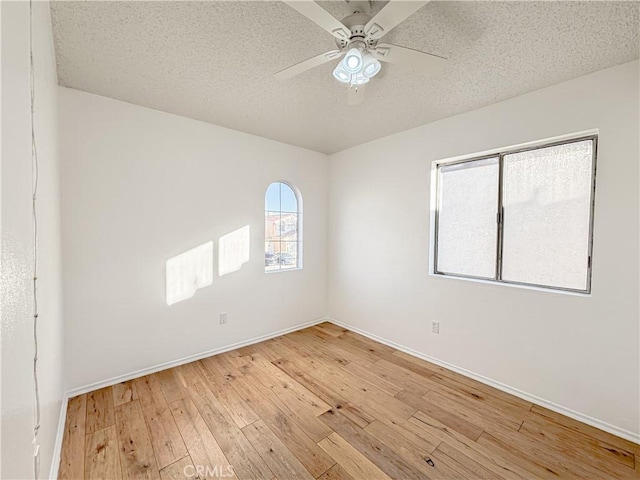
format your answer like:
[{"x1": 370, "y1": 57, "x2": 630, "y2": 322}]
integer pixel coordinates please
[{"x1": 2, "y1": 0, "x2": 640, "y2": 479}]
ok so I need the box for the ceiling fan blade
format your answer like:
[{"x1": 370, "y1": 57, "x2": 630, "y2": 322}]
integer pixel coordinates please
[
  {"x1": 282, "y1": 0, "x2": 351, "y2": 40},
  {"x1": 348, "y1": 83, "x2": 365, "y2": 106},
  {"x1": 365, "y1": 0, "x2": 432, "y2": 40},
  {"x1": 274, "y1": 50, "x2": 343, "y2": 80},
  {"x1": 374, "y1": 42, "x2": 446, "y2": 72}
]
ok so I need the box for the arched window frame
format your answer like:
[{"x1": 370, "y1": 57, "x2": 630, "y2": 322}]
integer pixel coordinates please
[{"x1": 265, "y1": 181, "x2": 303, "y2": 272}]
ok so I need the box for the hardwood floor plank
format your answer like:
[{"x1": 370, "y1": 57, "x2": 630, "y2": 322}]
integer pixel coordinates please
[
  {"x1": 115, "y1": 400, "x2": 160, "y2": 480},
  {"x1": 242, "y1": 352, "x2": 332, "y2": 417},
  {"x1": 239, "y1": 361, "x2": 334, "y2": 442},
  {"x1": 381, "y1": 354, "x2": 527, "y2": 428},
  {"x1": 317, "y1": 433, "x2": 392, "y2": 480},
  {"x1": 319, "y1": 409, "x2": 426, "y2": 480},
  {"x1": 294, "y1": 329, "x2": 378, "y2": 366},
  {"x1": 364, "y1": 419, "x2": 439, "y2": 456},
  {"x1": 529, "y1": 404, "x2": 640, "y2": 456},
  {"x1": 273, "y1": 356, "x2": 374, "y2": 429},
  {"x1": 159, "y1": 456, "x2": 197, "y2": 480},
  {"x1": 477, "y1": 428, "x2": 618, "y2": 479},
  {"x1": 338, "y1": 330, "x2": 397, "y2": 358},
  {"x1": 272, "y1": 335, "x2": 315, "y2": 360},
  {"x1": 215, "y1": 350, "x2": 252, "y2": 370},
  {"x1": 134, "y1": 375, "x2": 188, "y2": 469},
  {"x1": 231, "y1": 372, "x2": 336, "y2": 478},
  {"x1": 346, "y1": 358, "x2": 429, "y2": 396},
  {"x1": 523, "y1": 412, "x2": 635, "y2": 468},
  {"x1": 304, "y1": 355, "x2": 416, "y2": 423},
  {"x1": 421, "y1": 374, "x2": 529, "y2": 426},
  {"x1": 427, "y1": 449, "x2": 481, "y2": 480},
  {"x1": 59, "y1": 394, "x2": 87, "y2": 480},
  {"x1": 304, "y1": 328, "x2": 380, "y2": 368},
  {"x1": 184, "y1": 379, "x2": 273, "y2": 480},
  {"x1": 424, "y1": 389, "x2": 523, "y2": 433},
  {"x1": 392, "y1": 350, "x2": 532, "y2": 411},
  {"x1": 317, "y1": 464, "x2": 354, "y2": 480},
  {"x1": 519, "y1": 420, "x2": 636, "y2": 478},
  {"x1": 155, "y1": 369, "x2": 189, "y2": 404},
  {"x1": 376, "y1": 350, "x2": 438, "y2": 379},
  {"x1": 85, "y1": 425, "x2": 122, "y2": 480},
  {"x1": 434, "y1": 442, "x2": 504, "y2": 480},
  {"x1": 428, "y1": 372, "x2": 531, "y2": 415},
  {"x1": 410, "y1": 411, "x2": 545, "y2": 480},
  {"x1": 314, "y1": 322, "x2": 349, "y2": 337},
  {"x1": 247, "y1": 339, "x2": 286, "y2": 363},
  {"x1": 342, "y1": 362, "x2": 402, "y2": 397},
  {"x1": 395, "y1": 389, "x2": 484, "y2": 441},
  {"x1": 305, "y1": 338, "x2": 362, "y2": 368},
  {"x1": 195, "y1": 358, "x2": 259, "y2": 428},
  {"x1": 169, "y1": 397, "x2": 236, "y2": 480},
  {"x1": 113, "y1": 381, "x2": 138, "y2": 407},
  {"x1": 86, "y1": 387, "x2": 115, "y2": 434},
  {"x1": 174, "y1": 362, "x2": 203, "y2": 387},
  {"x1": 242, "y1": 420, "x2": 314, "y2": 480},
  {"x1": 362, "y1": 420, "x2": 464, "y2": 480}
]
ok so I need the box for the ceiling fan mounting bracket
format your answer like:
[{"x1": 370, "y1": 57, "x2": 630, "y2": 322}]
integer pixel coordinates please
[
  {"x1": 345, "y1": 0, "x2": 373, "y2": 15},
  {"x1": 334, "y1": 12, "x2": 378, "y2": 50}
]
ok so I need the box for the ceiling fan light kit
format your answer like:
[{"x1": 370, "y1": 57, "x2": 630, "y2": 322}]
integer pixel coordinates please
[
  {"x1": 333, "y1": 44, "x2": 380, "y2": 85},
  {"x1": 343, "y1": 47, "x2": 363, "y2": 74},
  {"x1": 276, "y1": 0, "x2": 446, "y2": 104},
  {"x1": 333, "y1": 42, "x2": 382, "y2": 85}
]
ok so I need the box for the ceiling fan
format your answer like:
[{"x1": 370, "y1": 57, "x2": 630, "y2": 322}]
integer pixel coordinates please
[{"x1": 274, "y1": 0, "x2": 446, "y2": 105}]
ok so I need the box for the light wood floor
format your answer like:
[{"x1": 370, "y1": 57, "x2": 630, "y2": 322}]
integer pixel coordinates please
[{"x1": 59, "y1": 323, "x2": 639, "y2": 479}]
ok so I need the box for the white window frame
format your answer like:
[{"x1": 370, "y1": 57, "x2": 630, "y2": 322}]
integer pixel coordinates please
[
  {"x1": 429, "y1": 131, "x2": 598, "y2": 295},
  {"x1": 265, "y1": 181, "x2": 303, "y2": 273}
]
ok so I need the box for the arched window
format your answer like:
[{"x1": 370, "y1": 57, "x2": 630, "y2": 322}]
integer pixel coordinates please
[{"x1": 265, "y1": 181, "x2": 302, "y2": 272}]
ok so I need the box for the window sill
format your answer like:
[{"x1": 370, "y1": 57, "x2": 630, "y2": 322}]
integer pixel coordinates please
[
  {"x1": 429, "y1": 271, "x2": 591, "y2": 297},
  {"x1": 265, "y1": 267, "x2": 303, "y2": 274}
]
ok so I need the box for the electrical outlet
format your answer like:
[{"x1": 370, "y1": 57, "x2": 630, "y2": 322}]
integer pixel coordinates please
[
  {"x1": 431, "y1": 321, "x2": 440, "y2": 334},
  {"x1": 220, "y1": 312, "x2": 227, "y2": 324}
]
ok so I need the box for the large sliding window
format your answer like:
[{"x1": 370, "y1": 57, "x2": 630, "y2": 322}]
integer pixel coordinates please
[{"x1": 433, "y1": 135, "x2": 597, "y2": 293}]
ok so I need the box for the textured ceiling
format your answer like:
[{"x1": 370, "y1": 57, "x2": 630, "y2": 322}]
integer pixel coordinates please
[{"x1": 51, "y1": 1, "x2": 639, "y2": 154}]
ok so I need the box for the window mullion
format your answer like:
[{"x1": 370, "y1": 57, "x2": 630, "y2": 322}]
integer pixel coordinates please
[
  {"x1": 495, "y1": 153, "x2": 505, "y2": 282},
  {"x1": 433, "y1": 166, "x2": 442, "y2": 274}
]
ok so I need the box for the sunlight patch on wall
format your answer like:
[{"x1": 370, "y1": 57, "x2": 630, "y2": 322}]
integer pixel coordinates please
[
  {"x1": 166, "y1": 241, "x2": 213, "y2": 305},
  {"x1": 219, "y1": 225, "x2": 250, "y2": 277}
]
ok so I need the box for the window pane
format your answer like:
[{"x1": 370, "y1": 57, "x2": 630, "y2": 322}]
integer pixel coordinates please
[
  {"x1": 265, "y1": 241, "x2": 279, "y2": 272},
  {"x1": 280, "y1": 213, "x2": 298, "y2": 241},
  {"x1": 437, "y1": 157, "x2": 499, "y2": 278},
  {"x1": 265, "y1": 182, "x2": 280, "y2": 212},
  {"x1": 281, "y1": 183, "x2": 298, "y2": 213},
  {"x1": 265, "y1": 212, "x2": 281, "y2": 241},
  {"x1": 501, "y1": 140, "x2": 593, "y2": 290},
  {"x1": 279, "y1": 242, "x2": 298, "y2": 270}
]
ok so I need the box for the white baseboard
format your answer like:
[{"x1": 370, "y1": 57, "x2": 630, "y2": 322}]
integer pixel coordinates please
[
  {"x1": 326, "y1": 317, "x2": 640, "y2": 445},
  {"x1": 66, "y1": 317, "x2": 327, "y2": 398},
  {"x1": 49, "y1": 394, "x2": 68, "y2": 479}
]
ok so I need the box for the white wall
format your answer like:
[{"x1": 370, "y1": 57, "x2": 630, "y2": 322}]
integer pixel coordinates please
[
  {"x1": 1, "y1": 1, "x2": 65, "y2": 478},
  {"x1": 328, "y1": 60, "x2": 640, "y2": 438},
  {"x1": 58, "y1": 88, "x2": 328, "y2": 390}
]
